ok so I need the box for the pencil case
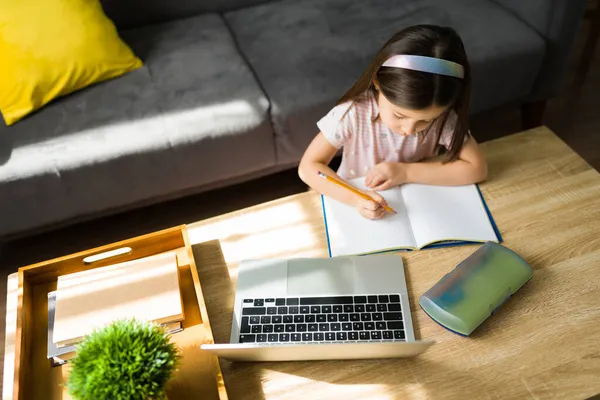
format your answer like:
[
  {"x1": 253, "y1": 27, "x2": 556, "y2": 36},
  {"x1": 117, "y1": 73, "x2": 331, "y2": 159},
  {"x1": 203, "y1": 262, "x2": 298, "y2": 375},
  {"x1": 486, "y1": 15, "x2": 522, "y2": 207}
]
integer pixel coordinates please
[{"x1": 419, "y1": 241, "x2": 533, "y2": 336}]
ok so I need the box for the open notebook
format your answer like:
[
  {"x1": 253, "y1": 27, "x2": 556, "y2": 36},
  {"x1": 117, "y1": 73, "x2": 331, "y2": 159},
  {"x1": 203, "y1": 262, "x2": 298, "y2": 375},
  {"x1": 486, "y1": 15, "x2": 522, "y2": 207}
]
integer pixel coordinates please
[{"x1": 321, "y1": 178, "x2": 501, "y2": 257}]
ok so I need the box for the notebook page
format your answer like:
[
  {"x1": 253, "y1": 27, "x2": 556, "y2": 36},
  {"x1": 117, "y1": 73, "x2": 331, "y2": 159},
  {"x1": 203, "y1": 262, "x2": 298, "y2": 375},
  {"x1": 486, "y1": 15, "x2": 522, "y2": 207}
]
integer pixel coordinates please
[
  {"x1": 401, "y1": 184, "x2": 498, "y2": 248},
  {"x1": 322, "y1": 179, "x2": 416, "y2": 257}
]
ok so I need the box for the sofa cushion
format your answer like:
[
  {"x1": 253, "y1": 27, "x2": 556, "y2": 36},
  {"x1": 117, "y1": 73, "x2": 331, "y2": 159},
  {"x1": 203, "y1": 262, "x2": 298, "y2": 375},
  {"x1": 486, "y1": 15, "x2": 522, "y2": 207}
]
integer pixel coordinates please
[
  {"x1": 225, "y1": 0, "x2": 545, "y2": 165},
  {"x1": 100, "y1": 0, "x2": 273, "y2": 30},
  {"x1": 0, "y1": 14, "x2": 274, "y2": 238}
]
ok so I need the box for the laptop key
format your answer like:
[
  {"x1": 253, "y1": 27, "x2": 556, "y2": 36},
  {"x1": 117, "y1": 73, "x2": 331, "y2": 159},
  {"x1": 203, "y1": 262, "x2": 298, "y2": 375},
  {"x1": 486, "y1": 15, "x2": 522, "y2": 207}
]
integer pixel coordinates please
[
  {"x1": 339, "y1": 314, "x2": 349, "y2": 322},
  {"x1": 242, "y1": 307, "x2": 266, "y2": 316},
  {"x1": 319, "y1": 323, "x2": 330, "y2": 331},
  {"x1": 279, "y1": 333, "x2": 290, "y2": 342},
  {"x1": 239, "y1": 334, "x2": 256, "y2": 343},
  {"x1": 285, "y1": 325, "x2": 295, "y2": 332},
  {"x1": 289, "y1": 306, "x2": 299, "y2": 314},
  {"x1": 342, "y1": 323, "x2": 352, "y2": 331},
  {"x1": 291, "y1": 333, "x2": 302, "y2": 342},
  {"x1": 325, "y1": 333, "x2": 336, "y2": 341},
  {"x1": 302, "y1": 333, "x2": 313, "y2": 341},
  {"x1": 371, "y1": 331, "x2": 382, "y2": 340},
  {"x1": 317, "y1": 314, "x2": 327, "y2": 322},
  {"x1": 353, "y1": 322, "x2": 364, "y2": 331},
  {"x1": 344, "y1": 305, "x2": 354, "y2": 313},
  {"x1": 390, "y1": 294, "x2": 401, "y2": 303},
  {"x1": 327, "y1": 314, "x2": 338, "y2": 322},
  {"x1": 359, "y1": 332, "x2": 370, "y2": 340},
  {"x1": 387, "y1": 321, "x2": 404, "y2": 330},
  {"x1": 383, "y1": 331, "x2": 393, "y2": 340},
  {"x1": 350, "y1": 313, "x2": 360, "y2": 321},
  {"x1": 274, "y1": 324, "x2": 285, "y2": 333},
  {"x1": 276, "y1": 298, "x2": 286, "y2": 306},
  {"x1": 286, "y1": 298, "x2": 299, "y2": 306},
  {"x1": 305, "y1": 315, "x2": 316, "y2": 322},
  {"x1": 257, "y1": 334, "x2": 267, "y2": 342},
  {"x1": 272, "y1": 316, "x2": 282, "y2": 323},
  {"x1": 300, "y1": 296, "x2": 353, "y2": 305},
  {"x1": 388, "y1": 303, "x2": 401, "y2": 311},
  {"x1": 310, "y1": 306, "x2": 321, "y2": 313},
  {"x1": 261, "y1": 316, "x2": 271, "y2": 324},
  {"x1": 365, "y1": 322, "x2": 375, "y2": 330},
  {"x1": 377, "y1": 304, "x2": 388, "y2": 312},
  {"x1": 349, "y1": 332, "x2": 359, "y2": 340},
  {"x1": 308, "y1": 324, "x2": 318, "y2": 332},
  {"x1": 355, "y1": 305, "x2": 365, "y2": 312},
  {"x1": 337, "y1": 332, "x2": 348, "y2": 341},
  {"x1": 333, "y1": 305, "x2": 343, "y2": 313},
  {"x1": 240, "y1": 317, "x2": 251, "y2": 334},
  {"x1": 366, "y1": 304, "x2": 376, "y2": 312},
  {"x1": 314, "y1": 333, "x2": 325, "y2": 341},
  {"x1": 243, "y1": 299, "x2": 253, "y2": 304},
  {"x1": 360, "y1": 313, "x2": 371, "y2": 321},
  {"x1": 300, "y1": 306, "x2": 310, "y2": 314},
  {"x1": 263, "y1": 325, "x2": 274, "y2": 333},
  {"x1": 394, "y1": 330, "x2": 406, "y2": 340},
  {"x1": 331, "y1": 323, "x2": 341, "y2": 331},
  {"x1": 297, "y1": 324, "x2": 307, "y2": 332},
  {"x1": 277, "y1": 307, "x2": 288, "y2": 315},
  {"x1": 294, "y1": 315, "x2": 304, "y2": 323},
  {"x1": 322, "y1": 306, "x2": 332, "y2": 313},
  {"x1": 379, "y1": 295, "x2": 389, "y2": 303},
  {"x1": 266, "y1": 298, "x2": 275, "y2": 303},
  {"x1": 268, "y1": 334, "x2": 278, "y2": 342},
  {"x1": 267, "y1": 307, "x2": 277, "y2": 315},
  {"x1": 368, "y1": 295, "x2": 378, "y2": 303},
  {"x1": 372, "y1": 313, "x2": 383, "y2": 321},
  {"x1": 250, "y1": 316, "x2": 260, "y2": 324},
  {"x1": 384, "y1": 312, "x2": 403, "y2": 321},
  {"x1": 376, "y1": 322, "x2": 386, "y2": 330},
  {"x1": 252, "y1": 325, "x2": 262, "y2": 333},
  {"x1": 283, "y1": 315, "x2": 293, "y2": 323},
  {"x1": 254, "y1": 299, "x2": 264, "y2": 307},
  {"x1": 354, "y1": 296, "x2": 367, "y2": 304}
]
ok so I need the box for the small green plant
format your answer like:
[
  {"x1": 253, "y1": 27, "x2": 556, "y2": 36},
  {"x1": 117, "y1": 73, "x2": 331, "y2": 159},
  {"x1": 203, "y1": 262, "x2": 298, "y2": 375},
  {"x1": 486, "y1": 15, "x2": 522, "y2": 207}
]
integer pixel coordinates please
[{"x1": 66, "y1": 318, "x2": 180, "y2": 400}]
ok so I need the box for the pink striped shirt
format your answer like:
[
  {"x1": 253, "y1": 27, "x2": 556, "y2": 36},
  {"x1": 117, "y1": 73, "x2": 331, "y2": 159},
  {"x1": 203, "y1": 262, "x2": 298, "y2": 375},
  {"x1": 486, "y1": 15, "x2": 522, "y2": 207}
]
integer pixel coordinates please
[{"x1": 317, "y1": 92, "x2": 458, "y2": 180}]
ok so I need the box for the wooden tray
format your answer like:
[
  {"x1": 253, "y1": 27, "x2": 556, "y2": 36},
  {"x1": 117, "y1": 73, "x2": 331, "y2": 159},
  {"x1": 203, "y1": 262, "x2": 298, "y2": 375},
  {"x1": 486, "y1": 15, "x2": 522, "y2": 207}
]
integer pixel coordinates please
[{"x1": 2, "y1": 225, "x2": 228, "y2": 400}]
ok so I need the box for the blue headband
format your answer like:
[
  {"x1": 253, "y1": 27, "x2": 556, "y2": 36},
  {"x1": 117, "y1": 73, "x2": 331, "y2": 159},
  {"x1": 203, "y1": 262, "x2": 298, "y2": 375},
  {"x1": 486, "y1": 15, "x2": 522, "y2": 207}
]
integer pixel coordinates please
[{"x1": 382, "y1": 55, "x2": 465, "y2": 79}]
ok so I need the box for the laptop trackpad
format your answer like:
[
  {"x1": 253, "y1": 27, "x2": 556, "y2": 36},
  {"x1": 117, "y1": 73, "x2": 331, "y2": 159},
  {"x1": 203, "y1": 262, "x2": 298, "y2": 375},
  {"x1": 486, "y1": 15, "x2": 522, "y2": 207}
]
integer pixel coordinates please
[{"x1": 287, "y1": 258, "x2": 355, "y2": 295}]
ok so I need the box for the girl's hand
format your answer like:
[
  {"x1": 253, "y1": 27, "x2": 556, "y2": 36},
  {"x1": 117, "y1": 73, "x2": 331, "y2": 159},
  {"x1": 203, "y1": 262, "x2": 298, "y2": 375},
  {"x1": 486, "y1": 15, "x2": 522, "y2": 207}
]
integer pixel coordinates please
[
  {"x1": 365, "y1": 162, "x2": 407, "y2": 191},
  {"x1": 355, "y1": 191, "x2": 388, "y2": 220}
]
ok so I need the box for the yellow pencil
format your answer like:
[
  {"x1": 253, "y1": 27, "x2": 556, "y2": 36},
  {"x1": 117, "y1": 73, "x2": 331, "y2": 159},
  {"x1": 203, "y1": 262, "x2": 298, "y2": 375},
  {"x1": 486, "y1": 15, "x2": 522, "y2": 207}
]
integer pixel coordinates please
[{"x1": 317, "y1": 171, "x2": 397, "y2": 214}]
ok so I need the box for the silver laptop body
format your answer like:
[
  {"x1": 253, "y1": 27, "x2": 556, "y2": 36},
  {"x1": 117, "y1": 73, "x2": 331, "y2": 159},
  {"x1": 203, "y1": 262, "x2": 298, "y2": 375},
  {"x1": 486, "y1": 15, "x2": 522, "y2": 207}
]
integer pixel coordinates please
[{"x1": 201, "y1": 255, "x2": 434, "y2": 361}]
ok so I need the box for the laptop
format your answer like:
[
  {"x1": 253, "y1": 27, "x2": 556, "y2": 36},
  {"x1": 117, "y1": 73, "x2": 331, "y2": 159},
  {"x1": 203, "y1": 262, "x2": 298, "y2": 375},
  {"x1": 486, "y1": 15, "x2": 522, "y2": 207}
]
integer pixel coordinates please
[{"x1": 200, "y1": 254, "x2": 434, "y2": 361}]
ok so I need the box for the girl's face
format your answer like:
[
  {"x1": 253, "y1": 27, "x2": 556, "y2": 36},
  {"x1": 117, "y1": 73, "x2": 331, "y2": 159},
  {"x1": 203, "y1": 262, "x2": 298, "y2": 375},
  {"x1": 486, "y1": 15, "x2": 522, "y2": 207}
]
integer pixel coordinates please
[{"x1": 377, "y1": 91, "x2": 448, "y2": 136}]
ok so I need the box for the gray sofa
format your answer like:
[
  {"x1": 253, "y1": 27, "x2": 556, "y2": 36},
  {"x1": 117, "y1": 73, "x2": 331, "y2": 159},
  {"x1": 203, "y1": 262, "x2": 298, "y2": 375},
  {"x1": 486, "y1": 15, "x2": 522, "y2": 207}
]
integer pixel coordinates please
[{"x1": 0, "y1": 0, "x2": 587, "y2": 239}]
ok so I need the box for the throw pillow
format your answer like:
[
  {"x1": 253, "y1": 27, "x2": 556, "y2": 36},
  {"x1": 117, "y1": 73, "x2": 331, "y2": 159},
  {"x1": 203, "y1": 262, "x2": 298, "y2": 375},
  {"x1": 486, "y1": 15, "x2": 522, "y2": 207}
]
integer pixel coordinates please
[{"x1": 0, "y1": 0, "x2": 142, "y2": 126}]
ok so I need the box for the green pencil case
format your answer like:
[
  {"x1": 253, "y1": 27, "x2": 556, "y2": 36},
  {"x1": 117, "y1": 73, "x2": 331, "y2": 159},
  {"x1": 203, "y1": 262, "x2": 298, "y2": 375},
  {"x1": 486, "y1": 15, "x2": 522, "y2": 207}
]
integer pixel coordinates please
[{"x1": 419, "y1": 242, "x2": 533, "y2": 336}]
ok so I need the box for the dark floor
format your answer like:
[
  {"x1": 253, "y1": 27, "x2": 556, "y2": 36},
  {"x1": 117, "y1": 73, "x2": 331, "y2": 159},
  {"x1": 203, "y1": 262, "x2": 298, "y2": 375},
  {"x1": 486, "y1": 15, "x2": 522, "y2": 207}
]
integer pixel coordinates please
[{"x1": 0, "y1": 14, "x2": 599, "y2": 393}]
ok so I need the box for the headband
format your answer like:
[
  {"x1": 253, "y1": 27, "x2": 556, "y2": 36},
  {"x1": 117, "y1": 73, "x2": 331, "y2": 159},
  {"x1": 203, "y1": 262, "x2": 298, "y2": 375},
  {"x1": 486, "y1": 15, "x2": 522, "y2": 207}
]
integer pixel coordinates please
[{"x1": 381, "y1": 55, "x2": 464, "y2": 79}]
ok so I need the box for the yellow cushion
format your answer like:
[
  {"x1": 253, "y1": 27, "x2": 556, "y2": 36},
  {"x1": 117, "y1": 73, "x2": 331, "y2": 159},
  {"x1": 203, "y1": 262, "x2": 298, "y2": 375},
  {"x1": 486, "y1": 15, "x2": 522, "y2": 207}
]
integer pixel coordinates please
[{"x1": 0, "y1": 0, "x2": 142, "y2": 126}]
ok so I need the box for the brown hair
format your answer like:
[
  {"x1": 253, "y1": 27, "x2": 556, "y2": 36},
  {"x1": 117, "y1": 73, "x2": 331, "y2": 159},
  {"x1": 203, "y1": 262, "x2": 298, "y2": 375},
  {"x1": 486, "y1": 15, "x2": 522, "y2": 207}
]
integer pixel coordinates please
[{"x1": 338, "y1": 25, "x2": 471, "y2": 161}]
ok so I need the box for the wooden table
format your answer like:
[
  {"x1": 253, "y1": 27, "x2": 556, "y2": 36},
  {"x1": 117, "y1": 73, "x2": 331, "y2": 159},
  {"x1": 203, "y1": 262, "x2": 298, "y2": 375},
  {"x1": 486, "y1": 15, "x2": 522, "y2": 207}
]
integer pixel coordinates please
[
  {"x1": 4, "y1": 127, "x2": 600, "y2": 399},
  {"x1": 185, "y1": 127, "x2": 600, "y2": 400}
]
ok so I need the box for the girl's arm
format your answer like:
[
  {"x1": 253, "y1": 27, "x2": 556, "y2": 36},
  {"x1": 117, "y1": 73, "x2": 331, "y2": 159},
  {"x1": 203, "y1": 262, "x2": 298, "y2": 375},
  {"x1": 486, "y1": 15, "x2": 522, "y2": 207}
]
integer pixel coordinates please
[
  {"x1": 365, "y1": 137, "x2": 487, "y2": 190},
  {"x1": 298, "y1": 133, "x2": 388, "y2": 219}
]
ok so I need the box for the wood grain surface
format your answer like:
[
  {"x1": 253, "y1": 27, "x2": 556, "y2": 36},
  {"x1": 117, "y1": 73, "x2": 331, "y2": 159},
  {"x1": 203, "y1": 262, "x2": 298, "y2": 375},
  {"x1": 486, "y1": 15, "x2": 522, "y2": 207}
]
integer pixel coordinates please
[{"x1": 187, "y1": 127, "x2": 600, "y2": 400}]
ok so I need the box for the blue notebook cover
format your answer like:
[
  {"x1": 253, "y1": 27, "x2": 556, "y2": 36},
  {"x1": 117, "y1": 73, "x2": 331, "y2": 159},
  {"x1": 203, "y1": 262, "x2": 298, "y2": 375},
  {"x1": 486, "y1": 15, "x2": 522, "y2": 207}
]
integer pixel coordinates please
[{"x1": 320, "y1": 184, "x2": 502, "y2": 258}]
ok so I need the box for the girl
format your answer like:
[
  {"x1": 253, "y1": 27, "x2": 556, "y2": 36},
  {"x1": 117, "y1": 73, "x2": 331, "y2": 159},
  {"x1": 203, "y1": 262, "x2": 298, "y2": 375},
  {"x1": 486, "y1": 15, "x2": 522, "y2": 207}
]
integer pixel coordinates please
[{"x1": 298, "y1": 25, "x2": 487, "y2": 220}]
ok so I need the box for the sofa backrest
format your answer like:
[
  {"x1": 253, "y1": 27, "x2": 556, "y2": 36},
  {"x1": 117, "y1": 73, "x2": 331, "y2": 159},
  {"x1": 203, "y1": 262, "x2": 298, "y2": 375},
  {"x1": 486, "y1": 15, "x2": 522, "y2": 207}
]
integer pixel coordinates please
[{"x1": 101, "y1": 0, "x2": 273, "y2": 30}]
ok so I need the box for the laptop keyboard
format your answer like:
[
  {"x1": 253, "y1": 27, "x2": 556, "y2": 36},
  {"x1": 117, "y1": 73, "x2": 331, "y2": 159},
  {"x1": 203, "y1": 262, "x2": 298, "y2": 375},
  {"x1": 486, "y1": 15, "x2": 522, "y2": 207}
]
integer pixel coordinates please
[{"x1": 239, "y1": 294, "x2": 406, "y2": 344}]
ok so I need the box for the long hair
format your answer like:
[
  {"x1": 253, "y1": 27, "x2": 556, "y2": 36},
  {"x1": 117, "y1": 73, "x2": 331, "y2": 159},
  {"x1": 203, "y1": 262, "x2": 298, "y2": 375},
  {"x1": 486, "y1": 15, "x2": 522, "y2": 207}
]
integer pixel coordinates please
[{"x1": 338, "y1": 25, "x2": 471, "y2": 161}]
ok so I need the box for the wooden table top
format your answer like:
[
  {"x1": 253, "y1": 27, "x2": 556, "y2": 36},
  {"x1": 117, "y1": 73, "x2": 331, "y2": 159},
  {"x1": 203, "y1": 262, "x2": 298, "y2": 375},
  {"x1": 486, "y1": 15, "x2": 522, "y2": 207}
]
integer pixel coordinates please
[{"x1": 186, "y1": 127, "x2": 600, "y2": 400}]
